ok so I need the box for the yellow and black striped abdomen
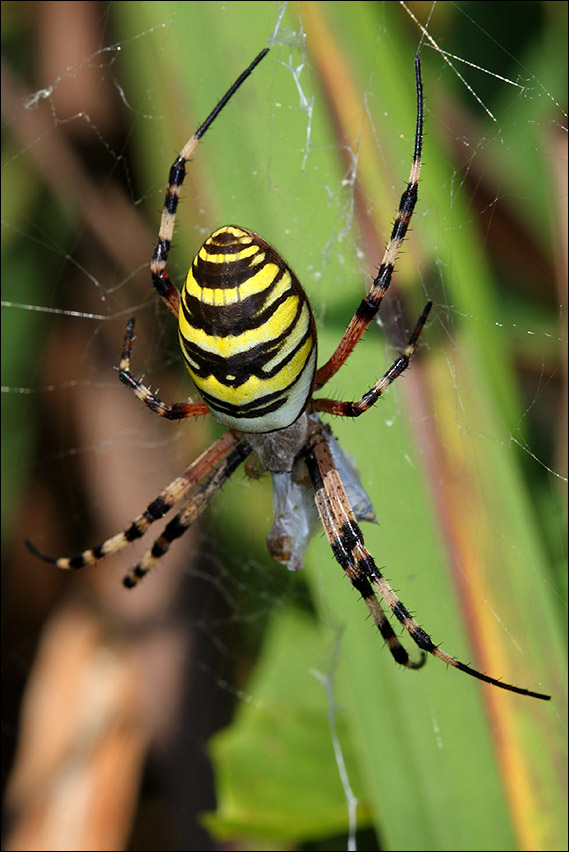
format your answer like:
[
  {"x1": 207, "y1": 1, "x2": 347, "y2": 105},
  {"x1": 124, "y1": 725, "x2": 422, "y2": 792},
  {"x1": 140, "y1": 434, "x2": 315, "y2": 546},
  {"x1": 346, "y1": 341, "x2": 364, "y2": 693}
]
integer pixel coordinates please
[{"x1": 178, "y1": 227, "x2": 317, "y2": 433}]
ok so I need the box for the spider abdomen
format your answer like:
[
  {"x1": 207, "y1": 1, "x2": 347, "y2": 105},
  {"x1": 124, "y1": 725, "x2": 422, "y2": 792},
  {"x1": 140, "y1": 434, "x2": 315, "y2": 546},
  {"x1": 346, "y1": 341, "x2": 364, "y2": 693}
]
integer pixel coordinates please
[{"x1": 179, "y1": 226, "x2": 317, "y2": 432}]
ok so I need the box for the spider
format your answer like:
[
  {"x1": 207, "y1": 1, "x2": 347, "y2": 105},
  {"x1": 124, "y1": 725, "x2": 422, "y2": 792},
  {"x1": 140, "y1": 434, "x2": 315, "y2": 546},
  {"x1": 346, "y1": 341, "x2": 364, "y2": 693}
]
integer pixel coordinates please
[{"x1": 28, "y1": 48, "x2": 550, "y2": 701}]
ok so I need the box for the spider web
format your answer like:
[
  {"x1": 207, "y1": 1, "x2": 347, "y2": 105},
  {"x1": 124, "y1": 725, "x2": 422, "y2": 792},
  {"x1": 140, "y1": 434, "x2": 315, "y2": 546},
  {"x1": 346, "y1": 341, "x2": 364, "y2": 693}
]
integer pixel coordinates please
[{"x1": 2, "y1": 3, "x2": 567, "y2": 851}]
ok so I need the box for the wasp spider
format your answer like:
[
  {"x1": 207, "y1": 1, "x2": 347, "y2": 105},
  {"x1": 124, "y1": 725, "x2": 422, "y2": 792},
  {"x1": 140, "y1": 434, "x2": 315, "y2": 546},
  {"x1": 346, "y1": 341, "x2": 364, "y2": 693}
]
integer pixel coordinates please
[{"x1": 28, "y1": 49, "x2": 550, "y2": 701}]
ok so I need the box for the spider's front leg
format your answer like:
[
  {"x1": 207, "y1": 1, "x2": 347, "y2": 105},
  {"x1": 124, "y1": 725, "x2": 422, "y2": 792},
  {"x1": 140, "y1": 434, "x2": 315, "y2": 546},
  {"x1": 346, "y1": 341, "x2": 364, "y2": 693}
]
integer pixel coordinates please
[
  {"x1": 25, "y1": 431, "x2": 242, "y2": 576},
  {"x1": 118, "y1": 317, "x2": 209, "y2": 420},
  {"x1": 305, "y1": 428, "x2": 426, "y2": 671},
  {"x1": 122, "y1": 438, "x2": 252, "y2": 587},
  {"x1": 305, "y1": 432, "x2": 550, "y2": 700}
]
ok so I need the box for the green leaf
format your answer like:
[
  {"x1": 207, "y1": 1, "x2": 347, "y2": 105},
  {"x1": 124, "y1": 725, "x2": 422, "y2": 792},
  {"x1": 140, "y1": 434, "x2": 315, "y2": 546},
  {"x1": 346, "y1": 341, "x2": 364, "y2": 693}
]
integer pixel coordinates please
[{"x1": 204, "y1": 608, "x2": 372, "y2": 847}]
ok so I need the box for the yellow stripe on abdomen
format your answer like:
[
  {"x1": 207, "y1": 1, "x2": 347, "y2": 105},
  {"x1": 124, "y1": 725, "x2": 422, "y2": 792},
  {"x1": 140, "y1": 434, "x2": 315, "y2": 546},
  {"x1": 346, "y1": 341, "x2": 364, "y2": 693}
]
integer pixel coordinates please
[{"x1": 178, "y1": 227, "x2": 317, "y2": 433}]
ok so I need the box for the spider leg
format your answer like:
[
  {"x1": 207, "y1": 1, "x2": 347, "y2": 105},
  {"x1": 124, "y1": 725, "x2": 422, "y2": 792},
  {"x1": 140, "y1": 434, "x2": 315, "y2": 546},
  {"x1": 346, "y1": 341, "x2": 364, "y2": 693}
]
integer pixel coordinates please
[
  {"x1": 306, "y1": 436, "x2": 425, "y2": 670},
  {"x1": 150, "y1": 49, "x2": 269, "y2": 318},
  {"x1": 123, "y1": 439, "x2": 252, "y2": 587},
  {"x1": 26, "y1": 431, "x2": 241, "y2": 570},
  {"x1": 118, "y1": 317, "x2": 209, "y2": 419},
  {"x1": 305, "y1": 434, "x2": 551, "y2": 700},
  {"x1": 314, "y1": 56, "x2": 423, "y2": 392},
  {"x1": 314, "y1": 301, "x2": 431, "y2": 417}
]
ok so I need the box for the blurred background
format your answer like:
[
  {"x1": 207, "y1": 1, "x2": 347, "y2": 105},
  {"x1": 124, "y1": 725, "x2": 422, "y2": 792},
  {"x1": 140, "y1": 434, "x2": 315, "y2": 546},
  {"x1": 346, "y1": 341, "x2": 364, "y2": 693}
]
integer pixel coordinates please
[{"x1": 2, "y1": 2, "x2": 567, "y2": 850}]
